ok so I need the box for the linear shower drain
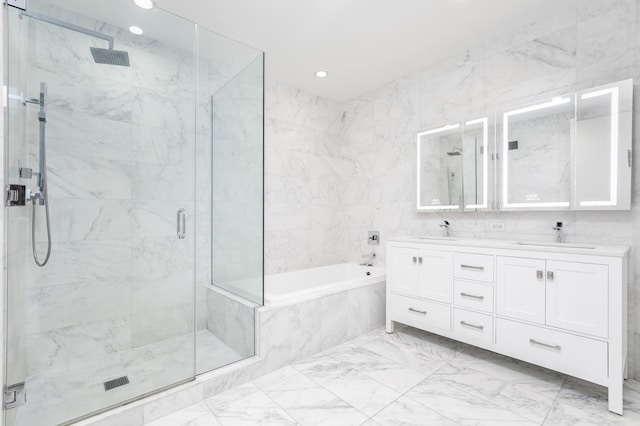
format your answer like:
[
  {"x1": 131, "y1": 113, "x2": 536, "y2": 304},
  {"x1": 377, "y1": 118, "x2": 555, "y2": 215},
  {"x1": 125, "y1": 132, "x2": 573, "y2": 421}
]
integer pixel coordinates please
[{"x1": 103, "y1": 376, "x2": 130, "y2": 391}]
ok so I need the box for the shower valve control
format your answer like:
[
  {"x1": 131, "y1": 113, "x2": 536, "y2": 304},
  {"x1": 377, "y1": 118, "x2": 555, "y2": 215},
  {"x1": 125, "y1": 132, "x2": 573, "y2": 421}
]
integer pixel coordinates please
[{"x1": 6, "y1": 184, "x2": 26, "y2": 207}]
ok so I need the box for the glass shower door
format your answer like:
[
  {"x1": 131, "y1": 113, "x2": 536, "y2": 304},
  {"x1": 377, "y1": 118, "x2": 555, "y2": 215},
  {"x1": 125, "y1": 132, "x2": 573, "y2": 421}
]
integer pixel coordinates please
[{"x1": 4, "y1": 1, "x2": 197, "y2": 425}]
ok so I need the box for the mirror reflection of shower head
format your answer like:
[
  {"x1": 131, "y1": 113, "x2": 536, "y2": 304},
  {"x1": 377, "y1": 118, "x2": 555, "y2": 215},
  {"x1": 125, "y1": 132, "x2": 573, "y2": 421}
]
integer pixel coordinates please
[
  {"x1": 447, "y1": 147, "x2": 462, "y2": 156},
  {"x1": 21, "y1": 11, "x2": 131, "y2": 67}
]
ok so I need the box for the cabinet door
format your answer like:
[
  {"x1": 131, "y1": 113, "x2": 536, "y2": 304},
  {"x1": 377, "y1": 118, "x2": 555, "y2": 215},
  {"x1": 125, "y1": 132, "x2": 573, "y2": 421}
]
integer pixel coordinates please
[
  {"x1": 546, "y1": 260, "x2": 608, "y2": 338},
  {"x1": 388, "y1": 246, "x2": 419, "y2": 296},
  {"x1": 497, "y1": 256, "x2": 545, "y2": 324},
  {"x1": 417, "y1": 249, "x2": 453, "y2": 303}
]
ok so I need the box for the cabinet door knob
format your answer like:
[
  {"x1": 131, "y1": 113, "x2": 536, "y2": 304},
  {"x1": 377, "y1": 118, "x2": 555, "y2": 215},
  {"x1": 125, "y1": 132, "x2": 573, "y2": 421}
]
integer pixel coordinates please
[
  {"x1": 547, "y1": 271, "x2": 554, "y2": 280},
  {"x1": 536, "y1": 270, "x2": 543, "y2": 280},
  {"x1": 412, "y1": 256, "x2": 417, "y2": 263},
  {"x1": 418, "y1": 257, "x2": 423, "y2": 264}
]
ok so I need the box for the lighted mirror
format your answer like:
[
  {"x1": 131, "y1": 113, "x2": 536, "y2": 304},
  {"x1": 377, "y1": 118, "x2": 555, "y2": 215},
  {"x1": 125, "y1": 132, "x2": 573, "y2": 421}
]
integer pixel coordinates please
[
  {"x1": 573, "y1": 79, "x2": 632, "y2": 210},
  {"x1": 417, "y1": 124, "x2": 463, "y2": 211},
  {"x1": 462, "y1": 117, "x2": 491, "y2": 210},
  {"x1": 501, "y1": 95, "x2": 575, "y2": 210}
]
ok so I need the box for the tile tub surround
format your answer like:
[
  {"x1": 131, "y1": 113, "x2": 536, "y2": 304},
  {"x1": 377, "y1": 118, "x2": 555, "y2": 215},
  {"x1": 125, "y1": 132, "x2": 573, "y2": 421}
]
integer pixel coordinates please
[
  {"x1": 144, "y1": 325, "x2": 640, "y2": 426},
  {"x1": 257, "y1": 280, "x2": 386, "y2": 373}
]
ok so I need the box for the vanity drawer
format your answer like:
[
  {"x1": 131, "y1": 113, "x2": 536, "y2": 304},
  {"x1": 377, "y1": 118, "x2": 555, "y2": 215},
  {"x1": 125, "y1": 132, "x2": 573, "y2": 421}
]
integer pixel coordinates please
[
  {"x1": 453, "y1": 280, "x2": 494, "y2": 313},
  {"x1": 454, "y1": 253, "x2": 494, "y2": 283},
  {"x1": 389, "y1": 294, "x2": 451, "y2": 332},
  {"x1": 496, "y1": 318, "x2": 607, "y2": 385},
  {"x1": 453, "y1": 308, "x2": 493, "y2": 346}
]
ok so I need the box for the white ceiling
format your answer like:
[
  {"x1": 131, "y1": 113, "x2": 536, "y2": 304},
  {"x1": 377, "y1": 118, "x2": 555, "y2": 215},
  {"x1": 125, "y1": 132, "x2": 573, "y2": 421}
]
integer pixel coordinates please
[{"x1": 156, "y1": 0, "x2": 575, "y2": 102}]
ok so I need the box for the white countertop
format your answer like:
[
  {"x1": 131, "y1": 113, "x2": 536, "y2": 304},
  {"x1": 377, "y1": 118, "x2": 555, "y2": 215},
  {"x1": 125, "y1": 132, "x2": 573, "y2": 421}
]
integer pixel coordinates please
[{"x1": 388, "y1": 236, "x2": 630, "y2": 257}]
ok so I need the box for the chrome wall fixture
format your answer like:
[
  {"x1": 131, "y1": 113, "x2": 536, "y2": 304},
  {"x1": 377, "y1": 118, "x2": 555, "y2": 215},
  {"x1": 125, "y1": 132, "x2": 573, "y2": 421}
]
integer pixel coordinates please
[{"x1": 23, "y1": 82, "x2": 52, "y2": 267}]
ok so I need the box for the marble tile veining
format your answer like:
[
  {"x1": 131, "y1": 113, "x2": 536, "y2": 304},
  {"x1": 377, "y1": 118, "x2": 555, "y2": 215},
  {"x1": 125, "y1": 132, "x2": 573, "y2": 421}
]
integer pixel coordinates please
[{"x1": 144, "y1": 326, "x2": 640, "y2": 426}]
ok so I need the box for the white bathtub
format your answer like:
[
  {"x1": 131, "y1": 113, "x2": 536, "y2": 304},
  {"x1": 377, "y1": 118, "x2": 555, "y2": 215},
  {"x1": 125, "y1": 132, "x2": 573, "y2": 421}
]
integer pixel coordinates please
[{"x1": 264, "y1": 263, "x2": 386, "y2": 306}]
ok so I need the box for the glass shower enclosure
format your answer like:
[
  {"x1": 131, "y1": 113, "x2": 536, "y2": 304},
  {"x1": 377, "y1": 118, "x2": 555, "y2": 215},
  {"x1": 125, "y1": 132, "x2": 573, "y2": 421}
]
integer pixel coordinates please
[{"x1": 3, "y1": 1, "x2": 264, "y2": 425}]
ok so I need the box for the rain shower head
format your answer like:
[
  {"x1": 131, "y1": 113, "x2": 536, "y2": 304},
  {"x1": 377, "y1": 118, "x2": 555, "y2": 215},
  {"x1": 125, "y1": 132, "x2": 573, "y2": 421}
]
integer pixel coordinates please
[
  {"x1": 22, "y1": 11, "x2": 131, "y2": 67},
  {"x1": 446, "y1": 147, "x2": 462, "y2": 156},
  {"x1": 90, "y1": 47, "x2": 131, "y2": 67}
]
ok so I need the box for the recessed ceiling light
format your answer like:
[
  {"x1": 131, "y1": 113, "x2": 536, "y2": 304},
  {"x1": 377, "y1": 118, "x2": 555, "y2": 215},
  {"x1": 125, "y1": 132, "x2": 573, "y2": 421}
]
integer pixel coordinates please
[
  {"x1": 129, "y1": 25, "x2": 144, "y2": 35},
  {"x1": 315, "y1": 70, "x2": 328, "y2": 78},
  {"x1": 133, "y1": 0, "x2": 154, "y2": 9}
]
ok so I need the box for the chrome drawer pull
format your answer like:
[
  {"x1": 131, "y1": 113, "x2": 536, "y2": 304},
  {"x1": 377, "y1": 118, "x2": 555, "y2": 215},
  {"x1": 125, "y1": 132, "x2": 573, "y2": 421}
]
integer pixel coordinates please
[
  {"x1": 460, "y1": 292, "x2": 484, "y2": 300},
  {"x1": 536, "y1": 270, "x2": 543, "y2": 280},
  {"x1": 461, "y1": 264, "x2": 484, "y2": 271},
  {"x1": 408, "y1": 307, "x2": 427, "y2": 315},
  {"x1": 529, "y1": 338, "x2": 561, "y2": 351},
  {"x1": 413, "y1": 256, "x2": 417, "y2": 263},
  {"x1": 547, "y1": 271, "x2": 554, "y2": 280},
  {"x1": 460, "y1": 321, "x2": 484, "y2": 330}
]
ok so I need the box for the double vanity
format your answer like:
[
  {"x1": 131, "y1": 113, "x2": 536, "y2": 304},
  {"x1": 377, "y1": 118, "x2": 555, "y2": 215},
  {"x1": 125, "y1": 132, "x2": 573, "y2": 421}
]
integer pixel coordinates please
[{"x1": 386, "y1": 237, "x2": 629, "y2": 414}]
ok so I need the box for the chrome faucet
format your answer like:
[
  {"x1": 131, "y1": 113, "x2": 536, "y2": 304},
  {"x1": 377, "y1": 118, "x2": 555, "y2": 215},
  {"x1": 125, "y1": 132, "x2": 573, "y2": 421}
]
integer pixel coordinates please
[
  {"x1": 360, "y1": 252, "x2": 376, "y2": 266},
  {"x1": 552, "y1": 222, "x2": 564, "y2": 243},
  {"x1": 439, "y1": 220, "x2": 450, "y2": 237}
]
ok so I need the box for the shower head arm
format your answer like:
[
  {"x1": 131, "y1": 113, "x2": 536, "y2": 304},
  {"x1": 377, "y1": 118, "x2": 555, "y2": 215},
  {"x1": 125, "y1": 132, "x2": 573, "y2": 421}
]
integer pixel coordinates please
[{"x1": 21, "y1": 10, "x2": 114, "y2": 50}]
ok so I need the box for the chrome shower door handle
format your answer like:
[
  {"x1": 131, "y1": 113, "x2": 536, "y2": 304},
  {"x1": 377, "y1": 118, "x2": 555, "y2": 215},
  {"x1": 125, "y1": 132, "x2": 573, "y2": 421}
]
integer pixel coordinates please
[{"x1": 177, "y1": 209, "x2": 186, "y2": 239}]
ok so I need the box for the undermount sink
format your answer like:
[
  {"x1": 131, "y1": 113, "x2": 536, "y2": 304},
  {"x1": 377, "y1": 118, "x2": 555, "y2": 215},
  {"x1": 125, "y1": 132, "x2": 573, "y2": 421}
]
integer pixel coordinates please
[
  {"x1": 417, "y1": 236, "x2": 459, "y2": 241},
  {"x1": 513, "y1": 242, "x2": 596, "y2": 250}
]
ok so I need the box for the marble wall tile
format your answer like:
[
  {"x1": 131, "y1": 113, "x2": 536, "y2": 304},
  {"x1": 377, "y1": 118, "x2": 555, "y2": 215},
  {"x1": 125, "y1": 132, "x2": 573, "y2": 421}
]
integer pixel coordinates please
[
  {"x1": 143, "y1": 385, "x2": 203, "y2": 424},
  {"x1": 338, "y1": 0, "x2": 640, "y2": 379},
  {"x1": 34, "y1": 199, "x2": 132, "y2": 242},
  {"x1": 131, "y1": 304, "x2": 193, "y2": 348},
  {"x1": 205, "y1": 287, "x2": 256, "y2": 358},
  {"x1": 27, "y1": 316, "x2": 131, "y2": 375},
  {"x1": 485, "y1": 26, "x2": 577, "y2": 94},
  {"x1": 258, "y1": 298, "x2": 323, "y2": 371},
  {"x1": 46, "y1": 152, "x2": 132, "y2": 200},
  {"x1": 26, "y1": 279, "x2": 131, "y2": 334},
  {"x1": 347, "y1": 282, "x2": 386, "y2": 339},
  {"x1": 28, "y1": 240, "x2": 132, "y2": 287},
  {"x1": 319, "y1": 293, "x2": 350, "y2": 350}
]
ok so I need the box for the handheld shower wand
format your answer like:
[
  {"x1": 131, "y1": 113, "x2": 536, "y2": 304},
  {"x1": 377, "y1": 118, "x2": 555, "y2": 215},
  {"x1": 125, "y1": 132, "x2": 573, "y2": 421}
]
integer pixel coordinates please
[{"x1": 26, "y1": 82, "x2": 52, "y2": 267}]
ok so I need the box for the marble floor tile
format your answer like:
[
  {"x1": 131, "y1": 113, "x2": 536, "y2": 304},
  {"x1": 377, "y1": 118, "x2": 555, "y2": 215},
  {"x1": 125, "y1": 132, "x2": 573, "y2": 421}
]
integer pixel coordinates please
[
  {"x1": 368, "y1": 395, "x2": 459, "y2": 425},
  {"x1": 359, "y1": 333, "x2": 452, "y2": 374},
  {"x1": 543, "y1": 378, "x2": 640, "y2": 425},
  {"x1": 329, "y1": 346, "x2": 428, "y2": 393},
  {"x1": 144, "y1": 402, "x2": 216, "y2": 426},
  {"x1": 262, "y1": 372, "x2": 368, "y2": 425},
  {"x1": 128, "y1": 326, "x2": 640, "y2": 426},
  {"x1": 405, "y1": 378, "x2": 538, "y2": 425},
  {"x1": 253, "y1": 366, "x2": 300, "y2": 390},
  {"x1": 302, "y1": 366, "x2": 401, "y2": 416},
  {"x1": 431, "y1": 362, "x2": 564, "y2": 423},
  {"x1": 205, "y1": 383, "x2": 298, "y2": 425}
]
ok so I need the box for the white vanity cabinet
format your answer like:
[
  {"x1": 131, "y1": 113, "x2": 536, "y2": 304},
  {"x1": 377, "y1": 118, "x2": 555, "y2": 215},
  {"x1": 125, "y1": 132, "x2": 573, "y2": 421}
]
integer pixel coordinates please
[
  {"x1": 497, "y1": 257, "x2": 608, "y2": 337},
  {"x1": 387, "y1": 246, "x2": 452, "y2": 303},
  {"x1": 386, "y1": 238, "x2": 629, "y2": 415}
]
